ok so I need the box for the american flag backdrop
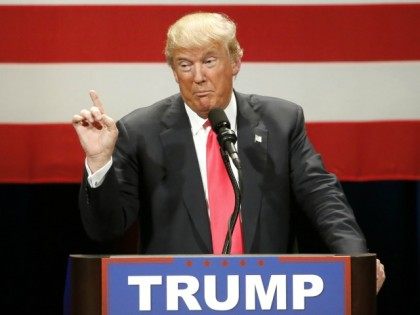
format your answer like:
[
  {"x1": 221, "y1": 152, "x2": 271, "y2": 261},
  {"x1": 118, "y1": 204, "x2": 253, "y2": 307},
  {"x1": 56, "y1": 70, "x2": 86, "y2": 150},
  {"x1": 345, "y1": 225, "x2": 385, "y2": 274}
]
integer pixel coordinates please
[
  {"x1": 1, "y1": 3, "x2": 420, "y2": 314},
  {"x1": 0, "y1": 0, "x2": 419, "y2": 183}
]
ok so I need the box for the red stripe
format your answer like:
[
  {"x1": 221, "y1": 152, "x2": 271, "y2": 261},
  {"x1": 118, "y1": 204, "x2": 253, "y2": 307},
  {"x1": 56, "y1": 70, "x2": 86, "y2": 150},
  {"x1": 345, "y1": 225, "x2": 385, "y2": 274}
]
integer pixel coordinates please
[
  {"x1": 0, "y1": 121, "x2": 419, "y2": 183},
  {"x1": 1, "y1": 4, "x2": 420, "y2": 62},
  {"x1": 0, "y1": 124, "x2": 85, "y2": 183},
  {"x1": 307, "y1": 121, "x2": 420, "y2": 181}
]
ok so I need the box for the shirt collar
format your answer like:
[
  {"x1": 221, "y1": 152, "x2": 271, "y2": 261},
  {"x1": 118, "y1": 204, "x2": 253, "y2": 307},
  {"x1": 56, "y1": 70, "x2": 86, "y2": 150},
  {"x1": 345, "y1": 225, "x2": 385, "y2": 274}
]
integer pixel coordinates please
[{"x1": 184, "y1": 92, "x2": 237, "y2": 135}]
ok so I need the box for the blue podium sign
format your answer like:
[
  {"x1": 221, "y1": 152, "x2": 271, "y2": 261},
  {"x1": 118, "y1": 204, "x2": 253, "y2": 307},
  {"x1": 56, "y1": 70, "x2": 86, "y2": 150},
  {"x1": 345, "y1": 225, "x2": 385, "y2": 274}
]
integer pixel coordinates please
[{"x1": 101, "y1": 255, "x2": 351, "y2": 315}]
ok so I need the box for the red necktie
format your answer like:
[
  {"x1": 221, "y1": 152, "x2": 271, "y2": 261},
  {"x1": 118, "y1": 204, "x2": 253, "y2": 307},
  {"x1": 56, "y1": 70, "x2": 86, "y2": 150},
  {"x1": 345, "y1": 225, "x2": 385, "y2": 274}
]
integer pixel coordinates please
[{"x1": 206, "y1": 122, "x2": 244, "y2": 254}]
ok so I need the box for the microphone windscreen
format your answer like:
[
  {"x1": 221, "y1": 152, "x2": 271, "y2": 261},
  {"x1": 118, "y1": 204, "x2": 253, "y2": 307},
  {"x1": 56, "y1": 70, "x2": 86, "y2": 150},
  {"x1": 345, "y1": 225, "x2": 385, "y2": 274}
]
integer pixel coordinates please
[{"x1": 208, "y1": 108, "x2": 230, "y2": 132}]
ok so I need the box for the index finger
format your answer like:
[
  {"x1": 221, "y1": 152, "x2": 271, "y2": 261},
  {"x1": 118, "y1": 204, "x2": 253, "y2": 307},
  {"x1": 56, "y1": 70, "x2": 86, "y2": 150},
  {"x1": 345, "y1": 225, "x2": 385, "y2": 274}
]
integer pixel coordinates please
[{"x1": 89, "y1": 90, "x2": 105, "y2": 114}]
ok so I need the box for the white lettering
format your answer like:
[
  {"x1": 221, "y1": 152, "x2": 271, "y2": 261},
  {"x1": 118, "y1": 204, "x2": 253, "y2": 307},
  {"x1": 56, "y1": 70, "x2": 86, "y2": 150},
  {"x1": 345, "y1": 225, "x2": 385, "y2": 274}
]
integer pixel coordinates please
[
  {"x1": 127, "y1": 273, "x2": 326, "y2": 312},
  {"x1": 204, "y1": 275, "x2": 239, "y2": 310},
  {"x1": 166, "y1": 275, "x2": 202, "y2": 311},
  {"x1": 246, "y1": 275, "x2": 287, "y2": 310},
  {"x1": 293, "y1": 274, "x2": 324, "y2": 310},
  {"x1": 128, "y1": 275, "x2": 162, "y2": 311}
]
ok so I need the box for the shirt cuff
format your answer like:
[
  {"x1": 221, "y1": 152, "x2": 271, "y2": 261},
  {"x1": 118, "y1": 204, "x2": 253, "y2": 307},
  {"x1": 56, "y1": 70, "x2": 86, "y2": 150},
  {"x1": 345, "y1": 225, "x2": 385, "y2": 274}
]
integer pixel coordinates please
[{"x1": 86, "y1": 158, "x2": 113, "y2": 188}]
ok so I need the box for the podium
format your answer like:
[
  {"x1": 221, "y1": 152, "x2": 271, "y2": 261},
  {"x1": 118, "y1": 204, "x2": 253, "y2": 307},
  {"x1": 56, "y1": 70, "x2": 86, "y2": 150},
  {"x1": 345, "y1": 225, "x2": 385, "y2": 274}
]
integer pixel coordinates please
[{"x1": 65, "y1": 254, "x2": 376, "y2": 314}]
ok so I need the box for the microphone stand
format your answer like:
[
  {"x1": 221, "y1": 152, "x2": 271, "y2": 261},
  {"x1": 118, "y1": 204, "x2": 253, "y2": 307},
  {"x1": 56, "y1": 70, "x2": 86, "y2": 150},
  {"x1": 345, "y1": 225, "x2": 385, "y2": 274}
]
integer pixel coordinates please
[{"x1": 221, "y1": 149, "x2": 243, "y2": 254}]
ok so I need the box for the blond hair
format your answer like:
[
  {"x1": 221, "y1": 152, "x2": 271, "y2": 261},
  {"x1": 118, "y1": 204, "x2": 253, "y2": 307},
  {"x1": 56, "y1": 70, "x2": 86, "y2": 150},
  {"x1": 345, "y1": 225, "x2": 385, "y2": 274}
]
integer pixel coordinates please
[{"x1": 165, "y1": 12, "x2": 243, "y2": 66}]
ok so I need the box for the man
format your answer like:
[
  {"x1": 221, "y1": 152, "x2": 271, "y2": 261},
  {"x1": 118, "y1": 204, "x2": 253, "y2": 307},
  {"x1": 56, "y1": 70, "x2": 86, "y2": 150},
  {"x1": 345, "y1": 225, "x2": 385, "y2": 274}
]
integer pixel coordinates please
[{"x1": 72, "y1": 12, "x2": 385, "y2": 292}]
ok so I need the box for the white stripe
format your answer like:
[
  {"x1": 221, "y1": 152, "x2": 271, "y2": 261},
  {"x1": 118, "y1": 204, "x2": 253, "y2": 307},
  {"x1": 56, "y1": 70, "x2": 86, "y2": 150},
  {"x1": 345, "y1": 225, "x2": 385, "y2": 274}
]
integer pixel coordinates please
[
  {"x1": 237, "y1": 61, "x2": 420, "y2": 122},
  {"x1": 1, "y1": 0, "x2": 419, "y2": 5},
  {"x1": 1, "y1": 61, "x2": 419, "y2": 123}
]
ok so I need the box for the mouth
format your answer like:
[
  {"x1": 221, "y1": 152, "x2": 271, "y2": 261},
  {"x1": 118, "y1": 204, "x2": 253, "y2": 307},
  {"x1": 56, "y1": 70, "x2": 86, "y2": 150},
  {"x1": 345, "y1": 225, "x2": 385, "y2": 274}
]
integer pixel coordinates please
[{"x1": 194, "y1": 91, "x2": 212, "y2": 98}]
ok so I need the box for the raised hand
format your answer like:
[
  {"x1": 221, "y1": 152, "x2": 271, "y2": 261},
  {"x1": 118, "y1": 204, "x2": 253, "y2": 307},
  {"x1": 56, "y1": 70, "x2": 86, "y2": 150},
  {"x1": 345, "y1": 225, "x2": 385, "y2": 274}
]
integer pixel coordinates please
[{"x1": 72, "y1": 90, "x2": 118, "y2": 172}]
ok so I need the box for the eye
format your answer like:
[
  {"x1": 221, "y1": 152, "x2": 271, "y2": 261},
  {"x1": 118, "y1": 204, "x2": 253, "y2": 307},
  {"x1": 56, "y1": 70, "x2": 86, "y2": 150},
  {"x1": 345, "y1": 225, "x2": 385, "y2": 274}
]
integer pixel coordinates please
[
  {"x1": 178, "y1": 61, "x2": 192, "y2": 72},
  {"x1": 204, "y1": 57, "x2": 217, "y2": 67}
]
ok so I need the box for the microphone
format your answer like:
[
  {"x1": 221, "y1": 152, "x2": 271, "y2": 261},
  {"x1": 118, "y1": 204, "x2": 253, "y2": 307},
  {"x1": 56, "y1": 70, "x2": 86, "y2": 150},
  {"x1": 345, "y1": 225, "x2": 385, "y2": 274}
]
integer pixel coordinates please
[{"x1": 208, "y1": 108, "x2": 241, "y2": 170}]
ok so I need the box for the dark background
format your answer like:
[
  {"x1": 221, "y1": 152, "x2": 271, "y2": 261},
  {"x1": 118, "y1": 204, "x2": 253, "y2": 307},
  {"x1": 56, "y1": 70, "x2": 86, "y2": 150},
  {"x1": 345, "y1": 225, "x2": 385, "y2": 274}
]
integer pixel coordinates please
[{"x1": 1, "y1": 181, "x2": 419, "y2": 314}]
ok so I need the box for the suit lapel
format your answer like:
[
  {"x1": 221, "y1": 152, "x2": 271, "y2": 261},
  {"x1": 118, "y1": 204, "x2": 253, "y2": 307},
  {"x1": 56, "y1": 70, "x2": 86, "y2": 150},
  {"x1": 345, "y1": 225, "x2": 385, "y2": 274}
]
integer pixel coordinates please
[
  {"x1": 236, "y1": 92, "x2": 268, "y2": 253},
  {"x1": 159, "y1": 96, "x2": 212, "y2": 253},
  {"x1": 157, "y1": 93, "x2": 267, "y2": 254}
]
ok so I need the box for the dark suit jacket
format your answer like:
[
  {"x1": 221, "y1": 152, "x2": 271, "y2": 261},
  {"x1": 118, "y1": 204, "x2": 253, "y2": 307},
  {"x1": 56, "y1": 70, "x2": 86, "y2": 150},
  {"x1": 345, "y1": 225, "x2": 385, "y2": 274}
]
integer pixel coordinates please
[{"x1": 80, "y1": 91, "x2": 368, "y2": 254}]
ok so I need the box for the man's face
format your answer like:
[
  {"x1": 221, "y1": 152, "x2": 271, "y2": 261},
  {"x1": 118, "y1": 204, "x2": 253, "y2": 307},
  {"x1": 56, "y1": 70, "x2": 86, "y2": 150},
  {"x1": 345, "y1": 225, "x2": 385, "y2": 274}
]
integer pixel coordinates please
[{"x1": 171, "y1": 44, "x2": 240, "y2": 118}]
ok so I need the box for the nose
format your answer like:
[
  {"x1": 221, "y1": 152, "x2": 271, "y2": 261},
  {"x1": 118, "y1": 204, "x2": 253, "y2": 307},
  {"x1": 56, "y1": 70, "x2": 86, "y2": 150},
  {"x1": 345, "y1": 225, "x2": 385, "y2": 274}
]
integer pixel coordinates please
[{"x1": 193, "y1": 64, "x2": 206, "y2": 84}]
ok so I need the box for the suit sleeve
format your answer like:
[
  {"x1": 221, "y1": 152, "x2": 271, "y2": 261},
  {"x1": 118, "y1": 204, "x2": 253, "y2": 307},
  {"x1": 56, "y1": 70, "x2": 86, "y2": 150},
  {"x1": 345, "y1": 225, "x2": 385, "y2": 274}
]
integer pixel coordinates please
[
  {"x1": 79, "y1": 119, "x2": 140, "y2": 241},
  {"x1": 289, "y1": 106, "x2": 368, "y2": 254}
]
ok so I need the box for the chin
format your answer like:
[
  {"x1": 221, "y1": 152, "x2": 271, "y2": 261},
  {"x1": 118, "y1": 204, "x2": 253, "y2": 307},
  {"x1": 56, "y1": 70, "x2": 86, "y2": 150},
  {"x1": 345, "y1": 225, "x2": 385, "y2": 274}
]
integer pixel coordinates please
[
  {"x1": 196, "y1": 101, "x2": 213, "y2": 111},
  {"x1": 191, "y1": 99, "x2": 219, "y2": 116}
]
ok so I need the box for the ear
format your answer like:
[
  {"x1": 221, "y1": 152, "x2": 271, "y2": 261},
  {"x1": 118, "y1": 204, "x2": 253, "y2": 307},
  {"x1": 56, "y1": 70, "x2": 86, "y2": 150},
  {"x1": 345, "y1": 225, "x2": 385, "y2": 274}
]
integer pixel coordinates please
[
  {"x1": 172, "y1": 68, "x2": 179, "y2": 84},
  {"x1": 232, "y1": 59, "x2": 241, "y2": 76}
]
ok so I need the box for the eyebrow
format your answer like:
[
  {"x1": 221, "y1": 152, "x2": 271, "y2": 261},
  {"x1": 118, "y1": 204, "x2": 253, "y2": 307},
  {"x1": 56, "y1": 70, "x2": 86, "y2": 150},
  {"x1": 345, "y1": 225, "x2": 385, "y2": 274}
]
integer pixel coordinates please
[{"x1": 174, "y1": 50, "x2": 220, "y2": 62}]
